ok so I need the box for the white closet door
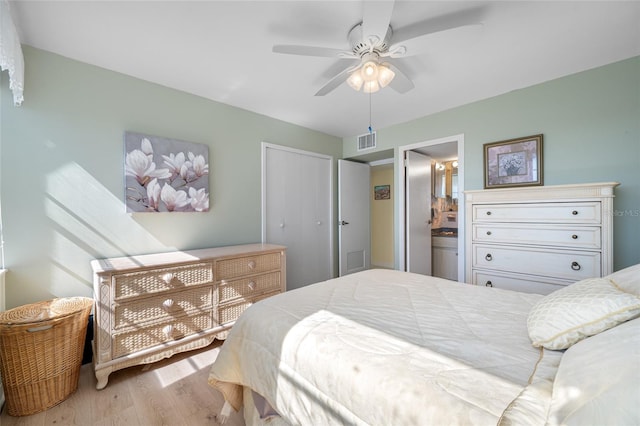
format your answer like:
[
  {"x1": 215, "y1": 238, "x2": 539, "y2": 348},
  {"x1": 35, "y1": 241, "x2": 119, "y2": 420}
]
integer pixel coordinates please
[
  {"x1": 338, "y1": 160, "x2": 371, "y2": 276},
  {"x1": 262, "y1": 143, "x2": 333, "y2": 290}
]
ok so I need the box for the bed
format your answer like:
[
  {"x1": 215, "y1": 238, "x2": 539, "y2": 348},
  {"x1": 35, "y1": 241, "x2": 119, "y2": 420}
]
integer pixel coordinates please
[{"x1": 208, "y1": 265, "x2": 640, "y2": 425}]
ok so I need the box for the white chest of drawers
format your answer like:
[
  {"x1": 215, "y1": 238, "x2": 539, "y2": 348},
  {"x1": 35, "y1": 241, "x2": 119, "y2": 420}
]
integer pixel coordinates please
[
  {"x1": 465, "y1": 183, "x2": 618, "y2": 295},
  {"x1": 91, "y1": 243, "x2": 286, "y2": 389}
]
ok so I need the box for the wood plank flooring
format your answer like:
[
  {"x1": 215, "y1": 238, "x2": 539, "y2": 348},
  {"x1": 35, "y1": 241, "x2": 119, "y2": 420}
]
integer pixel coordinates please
[{"x1": 0, "y1": 342, "x2": 245, "y2": 426}]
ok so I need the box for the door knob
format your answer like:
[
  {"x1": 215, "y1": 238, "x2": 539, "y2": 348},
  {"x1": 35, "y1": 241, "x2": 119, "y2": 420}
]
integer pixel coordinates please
[{"x1": 339, "y1": 220, "x2": 349, "y2": 226}]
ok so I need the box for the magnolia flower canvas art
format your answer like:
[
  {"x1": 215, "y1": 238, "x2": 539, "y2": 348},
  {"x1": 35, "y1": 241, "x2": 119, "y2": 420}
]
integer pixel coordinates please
[{"x1": 124, "y1": 132, "x2": 210, "y2": 213}]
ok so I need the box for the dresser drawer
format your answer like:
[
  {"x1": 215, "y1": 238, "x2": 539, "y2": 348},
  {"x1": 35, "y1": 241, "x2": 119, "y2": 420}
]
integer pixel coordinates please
[
  {"x1": 472, "y1": 224, "x2": 601, "y2": 249},
  {"x1": 472, "y1": 270, "x2": 570, "y2": 295},
  {"x1": 218, "y1": 271, "x2": 281, "y2": 304},
  {"x1": 216, "y1": 252, "x2": 281, "y2": 280},
  {"x1": 113, "y1": 263, "x2": 213, "y2": 301},
  {"x1": 113, "y1": 312, "x2": 214, "y2": 358},
  {"x1": 218, "y1": 292, "x2": 277, "y2": 325},
  {"x1": 473, "y1": 244, "x2": 601, "y2": 281},
  {"x1": 473, "y1": 202, "x2": 601, "y2": 224},
  {"x1": 113, "y1": 286, "x2": 213, "y2": 330}
]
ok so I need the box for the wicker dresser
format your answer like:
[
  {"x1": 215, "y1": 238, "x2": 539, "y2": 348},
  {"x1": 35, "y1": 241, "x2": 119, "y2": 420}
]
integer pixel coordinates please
[
  {"x1": 465, "y1": 182, "x2": 618, "y2": 295},
  {"x1": 91, "y1": 243, "x2": 286, "y2": 389}
]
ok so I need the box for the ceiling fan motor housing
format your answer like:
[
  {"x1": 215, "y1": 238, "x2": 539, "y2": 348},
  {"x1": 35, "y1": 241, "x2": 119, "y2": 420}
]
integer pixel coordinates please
[{"x1": 348, "y1": 22, "x2": 393, "y2": 57}]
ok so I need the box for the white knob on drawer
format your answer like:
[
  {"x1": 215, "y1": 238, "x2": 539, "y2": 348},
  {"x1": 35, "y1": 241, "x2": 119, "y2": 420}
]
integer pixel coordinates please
[
  {"x1": 162, "y1": 325, "x2": 174, "y2": 338},
  {"x1": 162, "y1": 299, "x2": 175, "y2": 311},
  {"x1": 248, "y1": 260, "x2": 256, "y2": 270},
  {"x1": 162, "y1": 273, "x2": 175, "y2": 284},
  {"x1": 247, "y1": 281, "x2": 256, "y2": 291}
]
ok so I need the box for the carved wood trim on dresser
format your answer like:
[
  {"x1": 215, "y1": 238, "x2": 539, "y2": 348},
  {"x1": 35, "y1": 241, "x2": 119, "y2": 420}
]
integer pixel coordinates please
[
  {"x1": 91, "y1": 243, "x2": 286, "y2": 389},
  {"x1": 464, "y1": 182, "x2": 618, "y2": 295}
]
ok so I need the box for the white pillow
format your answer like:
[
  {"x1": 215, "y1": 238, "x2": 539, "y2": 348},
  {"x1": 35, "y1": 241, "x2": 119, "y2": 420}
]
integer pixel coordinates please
[
  {"x1": 607, "y1": 263, "x2": 640, "y2": 295},
  {"x1": 546, "y1": 318, "x2": 640, "y2": 425},
  {"x1": 527, "y1": 275, "x2": 640, "y2": 350}
]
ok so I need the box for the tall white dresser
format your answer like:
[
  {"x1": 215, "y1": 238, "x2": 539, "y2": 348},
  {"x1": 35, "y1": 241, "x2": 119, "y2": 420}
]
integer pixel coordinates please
[
  {"x1": 91, "y1": 243, "x2": 286, "y2": 389},
  {"x1": 465, "y1": 182, "x2": 618, "y2": 294}
]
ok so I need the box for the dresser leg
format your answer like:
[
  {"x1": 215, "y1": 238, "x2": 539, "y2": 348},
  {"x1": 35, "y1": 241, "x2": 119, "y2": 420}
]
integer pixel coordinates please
[{"x1": 95, "y1": 366, "x2": 112, "y2": 390}]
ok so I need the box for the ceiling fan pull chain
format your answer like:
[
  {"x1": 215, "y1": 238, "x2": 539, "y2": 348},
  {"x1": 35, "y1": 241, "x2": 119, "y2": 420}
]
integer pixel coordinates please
[{"x1": 368, "y1": 91, "x2": 373, "y2": 133}]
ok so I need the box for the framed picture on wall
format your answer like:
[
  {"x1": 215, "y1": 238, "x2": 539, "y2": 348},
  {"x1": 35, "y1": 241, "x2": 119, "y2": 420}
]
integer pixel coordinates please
[
  {"x1": 374, "y1": 185, "x2": 391, "y2": 200},
  {"x1": 124, "y1": 131, "x2": 210, "y2": 212},
  {"x1": 483, "y1": 134, "x2": 543, "y2": 189}
]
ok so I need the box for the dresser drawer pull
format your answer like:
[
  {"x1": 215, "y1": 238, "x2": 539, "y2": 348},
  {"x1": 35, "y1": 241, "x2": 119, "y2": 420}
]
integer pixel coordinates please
[
  {"x1": 247, "y1": 281, "x2": 256, "y2": 291},
  {"x1": 248, "y1": 260, "x2": 256, "y2": 270},
  {"x1": 162, "y1": 324, "x2": 175, "y2": 338},
  {"x1": 162, "y1": 299, "x2": 175, "y2": 311},
  {"x1": 571, "y1": 234, "x2": 578, "y2": 239},
  {"x1": 162, "y1": 273, "x2": 175, "y2": 284},
  {"x1": 571, "y1": 261, "x2": 581, "y2": 271},
  {"x1": 486, "y1": 211, "x2": 492, "y2": 216},
  {"x1": 486, "y1": 231, "x2": 492, "y2": 236},
  {"x1": 572, "y1": 210, "x2": 579, "y2": 215},
  {"x1": 485, "y1": 281, "x2": 493, "y2": 287},
  {"x1": 485, "y1": 253, "x2": 493, "y2": 261}
]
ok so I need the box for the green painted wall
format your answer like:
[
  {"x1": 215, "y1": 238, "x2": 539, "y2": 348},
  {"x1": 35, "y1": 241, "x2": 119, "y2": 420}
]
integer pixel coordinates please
[
  {"x1": 0, "y1": 46, "x2": 342, "y2": 309},
  {"x1": 1, "y1": 48, "x2": 638, "y2": 308},
  {"x1": 344, "y1": 56, "x2": 640, "y2": 271}
]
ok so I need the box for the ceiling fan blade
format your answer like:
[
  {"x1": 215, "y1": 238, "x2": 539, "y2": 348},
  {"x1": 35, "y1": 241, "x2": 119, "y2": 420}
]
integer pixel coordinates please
[
  {"x1": 389, "y1": 23, "x2": 482, "y2": 58},
  {"x1": 389, "y1": 7, "x2": 485, "y2": 58},
  {"x1": 362, "y1": 0, "x2": 395, "y2": 45},
  {"x1": 315, "y1": 64, "x2": 361, "y2": 96},
  {"x1": 387, "y1": 63, "x2": 414, "y2": 94},
  {"x1": 273, "y1": 45, "x2": 356, "y2": 58}
]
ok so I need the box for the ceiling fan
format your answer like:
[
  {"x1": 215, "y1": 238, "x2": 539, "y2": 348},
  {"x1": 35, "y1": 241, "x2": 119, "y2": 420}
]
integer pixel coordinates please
[{"x1": 273, "y1": 1, "x2": 482, "y2": 96}]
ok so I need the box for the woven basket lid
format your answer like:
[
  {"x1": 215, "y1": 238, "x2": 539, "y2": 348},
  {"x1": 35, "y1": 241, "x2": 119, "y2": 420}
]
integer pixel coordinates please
[{"x1": 0, "y1": 297, "x2": 93, "y2": 325}]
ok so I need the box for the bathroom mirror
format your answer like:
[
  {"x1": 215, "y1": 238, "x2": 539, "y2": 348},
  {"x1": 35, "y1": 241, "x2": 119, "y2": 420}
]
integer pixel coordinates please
[{"x1": 433, "y1": 160, "x2": 458, "y2": 201}]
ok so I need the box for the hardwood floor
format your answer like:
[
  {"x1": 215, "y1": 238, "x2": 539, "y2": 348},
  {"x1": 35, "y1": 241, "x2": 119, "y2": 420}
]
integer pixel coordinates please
[{"x1": 0, "y1": 342, "x2": 245, "y2": 426}]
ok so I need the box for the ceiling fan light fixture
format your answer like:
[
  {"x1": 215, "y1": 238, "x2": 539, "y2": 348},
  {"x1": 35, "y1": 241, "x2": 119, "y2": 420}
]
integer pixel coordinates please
[
  {"x1": 346, "y1": 71, "x2": 364, "y2": 91},
  {"x1": 377, "y1": 63, "x2": 395, "y2": 88},
  {"x1": 363, "y1": 80, "x2": 380, "y2": 94},
  {"x1": 362, "y1": 61, "x2": 379, "y2": 82}
]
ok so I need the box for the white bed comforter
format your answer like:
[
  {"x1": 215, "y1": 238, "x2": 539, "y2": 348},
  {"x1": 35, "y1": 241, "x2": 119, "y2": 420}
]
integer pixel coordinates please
[{"x1": 208, "y1": 269, "x2": 562, "y2": 425}]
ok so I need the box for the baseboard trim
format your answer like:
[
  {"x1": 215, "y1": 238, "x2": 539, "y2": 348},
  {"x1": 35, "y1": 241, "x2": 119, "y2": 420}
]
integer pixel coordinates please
[{"x1": 371, "y1": 263, "x2": 394, "y2": 270}]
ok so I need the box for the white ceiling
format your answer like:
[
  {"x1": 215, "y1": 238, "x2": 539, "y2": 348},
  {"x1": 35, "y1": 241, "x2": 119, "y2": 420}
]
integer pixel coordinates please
[{"x1": 9, "y1": 1, "x2": 640, "y2": 138}]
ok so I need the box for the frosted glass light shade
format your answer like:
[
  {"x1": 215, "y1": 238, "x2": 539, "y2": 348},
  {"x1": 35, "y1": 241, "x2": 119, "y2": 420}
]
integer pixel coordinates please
[
  {"x1": 347, "y1": 71, "x2": 364, "y2": 91},
  {"x1": 362, "y1": 61, "x2": 378, "y2": 81},
  {"x1": 378, "y1": 64, "x2": 395, "y2": 88},
  {"x1": 363, "y1": 80, "x2": 380, "y2": 93}
]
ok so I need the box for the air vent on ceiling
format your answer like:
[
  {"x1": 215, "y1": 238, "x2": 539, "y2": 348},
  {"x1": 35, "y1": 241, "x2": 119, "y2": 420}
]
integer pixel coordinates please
[{"x1": 357, "y1": 132, "x2": 376, "y2": 151}]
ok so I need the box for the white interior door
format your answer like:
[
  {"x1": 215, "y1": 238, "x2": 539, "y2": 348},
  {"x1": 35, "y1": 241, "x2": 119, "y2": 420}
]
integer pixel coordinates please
[
  {"x1": 262, "y1": 143, "x2": 333, "y2": 290},
  {"x1": 338, "y1": 160, "x2": 370, "y2": 276},
  {"x1": 405, "y1": 150, "x2": 432, "y2": 275}
]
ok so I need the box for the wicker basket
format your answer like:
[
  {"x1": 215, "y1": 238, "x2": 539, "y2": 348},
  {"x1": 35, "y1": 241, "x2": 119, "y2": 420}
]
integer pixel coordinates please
[{"x1": 0, "y1": 297, "x2": 94, "y2": 416}]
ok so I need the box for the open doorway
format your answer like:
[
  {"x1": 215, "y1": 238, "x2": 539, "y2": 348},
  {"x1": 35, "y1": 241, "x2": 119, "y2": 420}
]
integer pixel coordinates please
[
  {"x1": 370, "y1": 159, "x2": 394, "y2": 269},
  {"x1": 397, "y1": 134, "x2": 464, "y2": 281}
]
